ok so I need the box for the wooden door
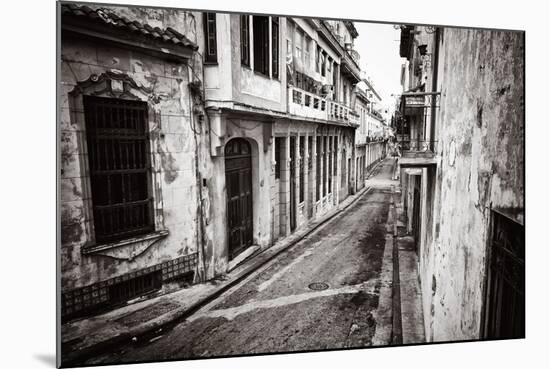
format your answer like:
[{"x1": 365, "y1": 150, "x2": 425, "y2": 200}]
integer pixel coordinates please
[
  {"x1": 225, "y1": 139, "x2": 253, "y2": 260},
  {"x1": 412, "y1": 176, "x2": 421, "y2": 255},
  {"x1": 289, "y1": 136, "x2": 296, "y2": 232}
]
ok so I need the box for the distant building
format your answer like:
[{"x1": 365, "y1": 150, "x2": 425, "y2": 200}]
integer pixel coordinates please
[
  {"x1": 397, "y1": 25, "x2": 524, "y2": 341},
  {"x1": 355, "y1": 78, "x2": 388, "y2": 171}
]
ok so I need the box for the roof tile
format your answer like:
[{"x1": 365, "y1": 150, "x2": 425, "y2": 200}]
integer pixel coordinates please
[{"x1": 61, "y1": 3, "x2": 198, "y2": 51}]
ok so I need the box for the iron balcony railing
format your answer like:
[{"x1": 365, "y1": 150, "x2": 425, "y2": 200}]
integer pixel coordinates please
[{"x1": 399, "y1": 139, "x2": 438, "y2": 153}]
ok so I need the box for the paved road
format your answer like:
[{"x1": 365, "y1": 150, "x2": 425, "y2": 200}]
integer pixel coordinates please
[{"x1": 85, "y1": 159, "x2": 396, "y2": 365}]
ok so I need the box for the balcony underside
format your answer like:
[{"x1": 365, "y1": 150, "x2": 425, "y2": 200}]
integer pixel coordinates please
[
  {"x1": 398, "y1": 156, "x2": 437, "y2": 167},
  {"x1": 402, "y1": 150, "x2": 436, "y2": 159}
]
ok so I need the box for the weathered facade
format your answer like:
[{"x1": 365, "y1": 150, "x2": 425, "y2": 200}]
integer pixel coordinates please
[
  {"x1": 397, "y1": 25, "x2": 524, "y2": 341},
  {"x1": 60, "y1": 3, "x2": 209, "y2": 320},
  {"x1": 202, "y1": 13, "x2": 364, "y2": 275},
  {"x1": 60, "y1": 4, "x2": 386, "y2": 322}
]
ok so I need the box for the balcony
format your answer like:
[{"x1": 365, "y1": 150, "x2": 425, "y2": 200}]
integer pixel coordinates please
[
  {"x1": 288, "y1": 86, "x2": 359, "y2": 127},
  {"x1": 396, "y1": 91, "x2": 441, "y2": 167},
  {"x1": 397, "y1": 136, "x2": 438, "y2": 166},
  {"x1": 401, "y1": 139, "x2": 437, "y2": 154}
]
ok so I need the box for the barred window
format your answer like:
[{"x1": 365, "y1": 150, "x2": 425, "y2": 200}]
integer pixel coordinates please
[
  {"x1": 204, "y1": 13, "x2": 217, "y2": 63},
  {"x1": 84, "y1": 96, "x2": 154, "y2": 244}
]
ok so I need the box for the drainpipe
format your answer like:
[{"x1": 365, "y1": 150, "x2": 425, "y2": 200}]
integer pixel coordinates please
[{"x1": 187, "y1": 62, "x2": 208, "y2": 283}]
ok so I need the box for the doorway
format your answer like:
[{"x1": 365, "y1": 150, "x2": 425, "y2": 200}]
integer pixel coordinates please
[
  {"x1": 290, "y1": 136, "x2": 297, "y2": 232},
  {"x1": 225, "y1": 138, "x2": 253, "y2": 260},
  {"x1": 412, "y1": 175, "x2": 421, "y2": 255},
  {"x1": 482, "y1": 210, "x2": 525, "y2": 339}
]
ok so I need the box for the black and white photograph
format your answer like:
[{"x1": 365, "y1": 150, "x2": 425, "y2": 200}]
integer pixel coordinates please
[{"x1": 53, "y1": 1, "x2": 528, "y2": 367}]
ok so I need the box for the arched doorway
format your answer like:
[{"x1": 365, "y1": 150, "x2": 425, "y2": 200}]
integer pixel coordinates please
[{"x1": 225, "y1": 138, "x2": 253, "y2": 260}]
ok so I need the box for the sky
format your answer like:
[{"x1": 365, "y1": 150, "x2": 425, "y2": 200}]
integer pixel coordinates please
[{"x1": 353, "y1": 22, "x2": 404, "y2": 113}]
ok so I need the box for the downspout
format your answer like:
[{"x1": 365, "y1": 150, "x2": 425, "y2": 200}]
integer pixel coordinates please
[{"x1": 187, "y1": 62, "x2": 208, "y2": 283}]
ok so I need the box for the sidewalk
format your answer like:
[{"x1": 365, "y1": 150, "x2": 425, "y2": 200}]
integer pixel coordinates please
[
  {"x1": 391, "y1": 172, "x2": 425, "y2": 344},
  {"x1": 61, "y1": 158, "x2": 390, "y2": 366}
]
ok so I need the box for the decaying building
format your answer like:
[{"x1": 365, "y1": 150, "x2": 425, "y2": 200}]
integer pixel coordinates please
[
  {"x1": 397, "y1": 25, "x2": 524, "y2": 341},
  {"x1": 60, "y1": 3, "x2": 211, "y2": 321},
  {"x1": 60, "y1": 4, "x2": 387, "y2": 321},
  {"x1": 202, "y1": 14, "x2": 365, "y2": 273}
]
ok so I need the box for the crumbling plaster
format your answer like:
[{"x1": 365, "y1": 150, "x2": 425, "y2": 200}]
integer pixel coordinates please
[
  {"x1": 60, "y1": 10, "x2": 203, "y2": 289},
  {"x1": 421, "y1": 28, "x2": 524, "y2": 341}
]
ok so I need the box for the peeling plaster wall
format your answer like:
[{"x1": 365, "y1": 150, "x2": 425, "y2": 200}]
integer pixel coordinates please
[
  {"x1": 422, "y1": 29, "x2": 524, "y2": 341},
  {"x1": 60, "y1": 10, "x2": 203, "y2": 290},
  {"x1": 203, "y1": 13, "x2": 234, "y2": 103}
]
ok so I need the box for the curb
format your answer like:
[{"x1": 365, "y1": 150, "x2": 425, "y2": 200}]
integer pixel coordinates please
[
  {"x1": 390, "y1": 185, "x2": 403, "y2": 345},
  {"x1": 62, "y1": 171, "x2": 378, "y2": 367}
]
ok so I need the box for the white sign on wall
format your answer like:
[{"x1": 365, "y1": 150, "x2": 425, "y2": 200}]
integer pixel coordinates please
[{"x1": 405, "y1": 95, "x2": 425, "y2": 107}]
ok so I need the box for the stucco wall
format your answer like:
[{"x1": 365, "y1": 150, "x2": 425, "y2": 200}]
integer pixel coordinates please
[
  {"x1": 203, "y1": 14, "x2": 287, "y2": 113},
  {"x1": 422, "y1": 28, "x2": 524, "y2": 341},
  {"x1": 60, "y1": 30, "x2": 201, "y2": 290}
]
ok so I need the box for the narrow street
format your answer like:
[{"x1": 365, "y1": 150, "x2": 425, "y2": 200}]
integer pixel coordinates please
[
  {"x1": 47, "y1": 6, "x2": 527, "y2": 369},
  {"x1": 83, "y1": 159, "x2": 399, "y2": 365}
]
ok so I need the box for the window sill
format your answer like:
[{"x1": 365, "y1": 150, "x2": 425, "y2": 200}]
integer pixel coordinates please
[
  {"x1": 253, "y1": 70, "x2": 272, "y2": 79},
  {"x1": 82, "y1": 230, "x2": 169, "y2": 256}
]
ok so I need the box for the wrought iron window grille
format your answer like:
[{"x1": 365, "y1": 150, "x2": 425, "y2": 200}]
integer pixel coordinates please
[{"x1": 83, "y1": 95, "x2": 154, "y2": 244}]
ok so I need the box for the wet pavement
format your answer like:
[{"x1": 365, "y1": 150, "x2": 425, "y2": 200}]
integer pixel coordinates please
[{"x1": 83, "y1": 159, "x2": 398, "y2": 365}]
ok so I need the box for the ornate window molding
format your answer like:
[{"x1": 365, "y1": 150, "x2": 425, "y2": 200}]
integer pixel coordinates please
[{"x1": 66, "y1": 71, "x2": 169, "y2": 259}]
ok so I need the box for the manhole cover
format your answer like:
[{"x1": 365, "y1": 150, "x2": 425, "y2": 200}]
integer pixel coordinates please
[{"x1": 308, "y1": 282, "x2": 329, "y2": 291}]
